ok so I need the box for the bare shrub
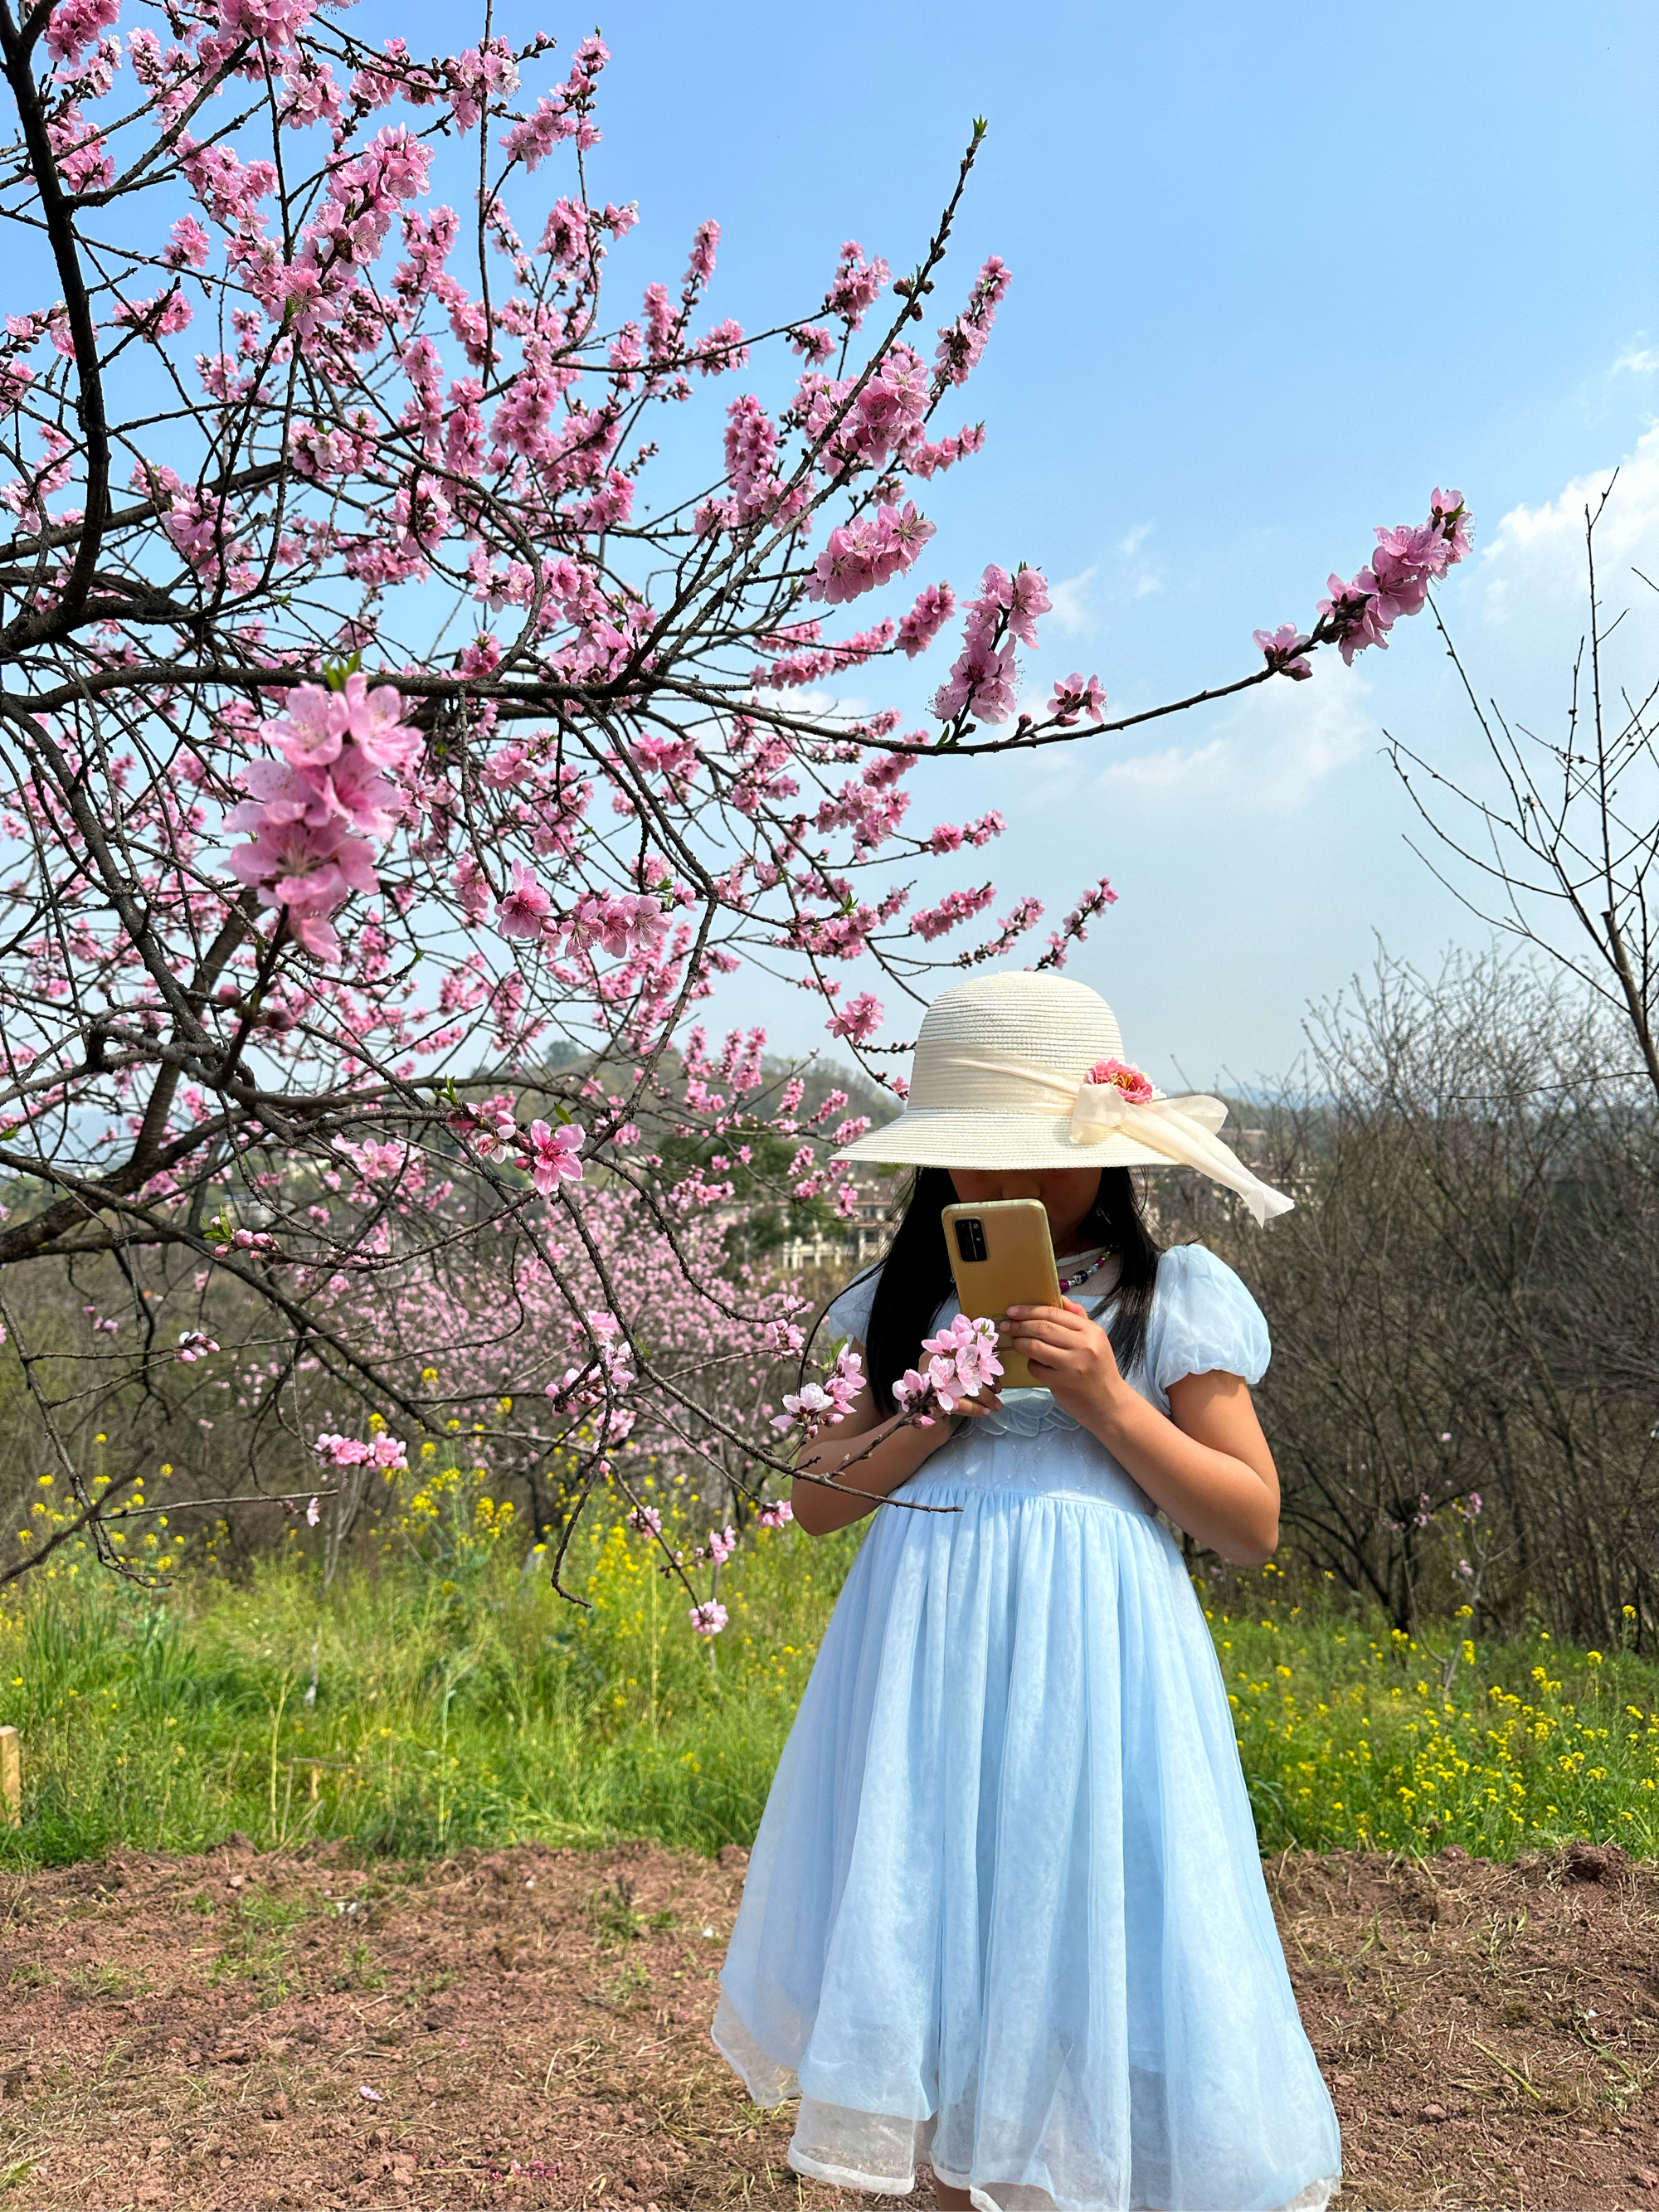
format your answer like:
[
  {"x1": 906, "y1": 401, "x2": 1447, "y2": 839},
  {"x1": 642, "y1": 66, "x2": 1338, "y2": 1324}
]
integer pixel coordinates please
[{"x1": 1189, "y1": 949, "x2": 1658, "y2": 1650}]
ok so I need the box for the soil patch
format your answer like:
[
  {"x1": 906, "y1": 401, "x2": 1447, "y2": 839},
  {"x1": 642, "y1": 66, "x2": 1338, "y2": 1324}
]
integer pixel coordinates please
[
  {"x1": 1272, "y1": 1838, "x2": 1659, "y2": 2210},
  {"x1": 0, "y1": 1837, "x2": 1653, "y2": 2210}
]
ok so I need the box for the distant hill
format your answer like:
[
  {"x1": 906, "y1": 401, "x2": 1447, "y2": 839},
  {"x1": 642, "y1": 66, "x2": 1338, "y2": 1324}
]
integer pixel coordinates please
[{"x1": 756, "y1": 1051, "x2": 898, "y2": 1132}]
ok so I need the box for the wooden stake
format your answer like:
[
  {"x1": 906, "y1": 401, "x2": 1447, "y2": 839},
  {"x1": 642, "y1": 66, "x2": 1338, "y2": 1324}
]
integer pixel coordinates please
[{"x1": 0, "y1": 1727, "x2": 19, "y2": 1828}]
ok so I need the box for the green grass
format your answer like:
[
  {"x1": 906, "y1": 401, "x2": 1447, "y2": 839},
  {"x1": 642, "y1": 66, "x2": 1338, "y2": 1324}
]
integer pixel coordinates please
[
  {"x1": 1, "y1": 1514, "x2": 1655, "y2": 1869},
  {"x1": 0, "y1": 1501, "x2": 864, "y2": 1866}
]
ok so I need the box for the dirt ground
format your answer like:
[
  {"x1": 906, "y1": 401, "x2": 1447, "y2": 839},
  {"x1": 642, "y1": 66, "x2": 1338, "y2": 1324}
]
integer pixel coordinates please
[{"x1": 0, "y1": 1835, "x2": 1654, "y2": 2212}]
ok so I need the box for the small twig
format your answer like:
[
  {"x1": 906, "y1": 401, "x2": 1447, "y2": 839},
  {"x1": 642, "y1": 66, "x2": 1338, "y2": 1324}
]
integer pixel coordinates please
[
  {"x1": 1467, "y1": 2037, "x2": 1549, "y2": 2104},
  {"x1": 102, "y1": 1487, "x2": 340, "y2": 1522}
]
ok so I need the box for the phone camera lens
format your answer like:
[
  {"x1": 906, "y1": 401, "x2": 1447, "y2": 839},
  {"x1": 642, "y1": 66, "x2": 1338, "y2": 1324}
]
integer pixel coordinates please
[{"x1": 954, "y1": 1218, "x2": 988, "y2": 1263}]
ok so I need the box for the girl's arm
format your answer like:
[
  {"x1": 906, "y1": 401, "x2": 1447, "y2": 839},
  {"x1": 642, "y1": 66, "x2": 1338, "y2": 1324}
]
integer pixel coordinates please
[
  {"x1": 1004, "y1": 1300, "x2": 1279, "y2": 1567},
  {"x1": 788, "y1": 1341, "x2": 1000, "y2": 1537}
]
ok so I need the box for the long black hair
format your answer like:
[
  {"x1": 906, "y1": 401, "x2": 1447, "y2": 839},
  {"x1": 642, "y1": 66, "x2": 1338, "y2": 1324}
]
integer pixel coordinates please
[{"x1": 842, "y1": 1166, "x2": 1163, "y2": 1416}]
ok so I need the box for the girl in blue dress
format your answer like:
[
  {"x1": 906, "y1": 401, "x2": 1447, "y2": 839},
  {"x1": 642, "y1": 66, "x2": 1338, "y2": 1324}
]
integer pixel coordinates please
[{"x1": 713, "y1": 971, "x2": 1343, "y2": 2212}]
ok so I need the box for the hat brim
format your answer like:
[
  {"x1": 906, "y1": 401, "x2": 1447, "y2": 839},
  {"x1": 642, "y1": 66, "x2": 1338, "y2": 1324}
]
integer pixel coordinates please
[{"x1": 833, "y1": 1111, "x2": 1185, "y2": 1173}]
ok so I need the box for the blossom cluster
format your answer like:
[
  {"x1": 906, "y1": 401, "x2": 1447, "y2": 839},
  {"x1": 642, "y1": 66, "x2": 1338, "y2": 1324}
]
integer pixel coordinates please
[
  {"x1": 805, "y1": 501, "x2": 935, "y2": 607},
  {"x1": 494, "y1": 868, "x2": 670, "y2": 968},
  {"x1": 1258, "y1": 490, "x2": 1473, "y2": 679},
  {"x1": 314, "y1": 1429, "x2": 410, "y2": 1472},
  {"x1": 445, "y1": 1097, "x2": 585, "y2": 1195},
  {"x1": 1048, "y1": 673, "x2": 1107, "y2": 726},
  {"x1": 893, "y1": 1313, "x2": 1003, "y2": 1424},
  {"x1": 776, "y1": 1345, "x2": 867, "y2": 1437},
  {"x1": 932, "y1": 563, "x2": 1060, "y2": 726},
  {"x1": 226, "y1": 674, "x2": 421, "y2": 962}
]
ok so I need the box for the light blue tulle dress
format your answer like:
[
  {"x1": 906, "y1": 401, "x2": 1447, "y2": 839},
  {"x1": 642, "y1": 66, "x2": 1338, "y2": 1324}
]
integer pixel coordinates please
[{"x1": 712, "y1": 1243, "x2": 1342, "y2": 2212}]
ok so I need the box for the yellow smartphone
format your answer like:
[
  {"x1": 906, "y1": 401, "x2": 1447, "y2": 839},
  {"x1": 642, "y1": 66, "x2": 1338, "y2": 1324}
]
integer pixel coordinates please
[{"x1": 941, "y1": 1198, "x2": 1063, "y2": 1391}]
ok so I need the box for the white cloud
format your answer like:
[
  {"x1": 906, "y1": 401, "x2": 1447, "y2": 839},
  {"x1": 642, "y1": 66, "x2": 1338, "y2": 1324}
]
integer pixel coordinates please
[
  {"x1": 1477, "y1": 422, "x2": 1659, "y2": 634},
  {"x1": 1041, "y1": 527, "x2": 1162, "y2": 639},
  {"x1": 1482, "y1": 423, "x2": 1659, "y2": 562},
  {"x1": 1613, "y1": 344, "x2": 1659, "y2": 377},
  {"x1": 1119, "y1": 526, "x2": 1168, "y2": 605},
  {"x1": 1046, "y1": 563, "x2": 1099, "y2": 635},
  {"x1": 1094, "y1": 664, "x2": 1374, "y2": 812},
  {"x1": 1116, "y1": 523, "x2": 1162, "y2": 600}
]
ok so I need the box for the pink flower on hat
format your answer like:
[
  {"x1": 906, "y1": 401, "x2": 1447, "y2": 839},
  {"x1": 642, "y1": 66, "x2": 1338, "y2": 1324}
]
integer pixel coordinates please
[{"x1": 1084, "y1": 1058, "x2": 1154, "y2": 1105}]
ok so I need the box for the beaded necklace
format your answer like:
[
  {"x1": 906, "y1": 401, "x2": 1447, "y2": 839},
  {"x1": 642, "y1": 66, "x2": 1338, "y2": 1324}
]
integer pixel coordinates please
[{"x1": 1055, "y1": 1246, "x2": 1115, "y2": 1296}]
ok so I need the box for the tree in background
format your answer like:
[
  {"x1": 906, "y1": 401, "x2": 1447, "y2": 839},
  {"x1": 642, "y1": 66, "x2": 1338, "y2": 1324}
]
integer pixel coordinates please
[
  {"x1": 1179, "y1": 948, "x2": 1658, "y2": 1654},
  {"x1": 0, "y1": 0, "x2": 1467, "y2": 1615},
  {"x1": 1389, "y1": 479, "x2": 1659, "y2": 1104}
]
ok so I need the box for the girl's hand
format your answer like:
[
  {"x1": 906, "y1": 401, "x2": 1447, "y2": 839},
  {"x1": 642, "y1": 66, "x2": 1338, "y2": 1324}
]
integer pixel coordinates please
[
  {"x1": 950, "y1": 1388, "x2": 1004, "y2": 1421},
  {"x1": 1003, "y1": 1297, "x2": 1128, "y2": 1426},
  {"x1": 895, "y1": 1388, "x2": 1004, "y2": 1440},
  {"x1": 864, "y1": 1383, "x2": 1005, "y2": 1456}
]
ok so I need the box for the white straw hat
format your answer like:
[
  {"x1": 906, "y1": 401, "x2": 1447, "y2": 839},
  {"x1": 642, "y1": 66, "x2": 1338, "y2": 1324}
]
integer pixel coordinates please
[{"x1": 834, "y1": 971, "x2": 1292, "y2": 1224}]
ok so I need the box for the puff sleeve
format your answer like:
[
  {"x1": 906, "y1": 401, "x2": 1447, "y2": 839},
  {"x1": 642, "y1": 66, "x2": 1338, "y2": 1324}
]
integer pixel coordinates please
[
  {"x1": 1142, "y1": 1244, "x2": 1270, "y2": 1412},
  {"x1": 824, "y1": 1264, "x2": 882, "y2": 1345}
]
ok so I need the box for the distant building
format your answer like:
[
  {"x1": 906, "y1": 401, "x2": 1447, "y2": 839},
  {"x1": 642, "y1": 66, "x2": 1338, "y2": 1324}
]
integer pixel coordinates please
[{"x1": 773, "y1": 1169, "x2": 898, "y2": 1280}]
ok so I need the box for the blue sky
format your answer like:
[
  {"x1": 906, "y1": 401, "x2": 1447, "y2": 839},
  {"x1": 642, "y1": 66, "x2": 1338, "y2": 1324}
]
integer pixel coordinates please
[{"x1": 528, "y1": 0, "x2": 1657, "y2": 1087}]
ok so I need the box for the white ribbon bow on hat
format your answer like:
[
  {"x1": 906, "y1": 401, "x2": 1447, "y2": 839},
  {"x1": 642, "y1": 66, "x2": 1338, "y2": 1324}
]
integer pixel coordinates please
[
  {"x1": 935, "y1": 1053, "x2": 1293, "y2": 1226},
  {"x1": 1068, "y1": 1079, "x2": 1292, "y2": 1226}
]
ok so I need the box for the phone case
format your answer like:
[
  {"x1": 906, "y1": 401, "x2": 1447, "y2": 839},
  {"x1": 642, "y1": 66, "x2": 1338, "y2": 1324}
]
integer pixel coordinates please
[{"x1": 941, "y1": 1198, "x2": 1063, "y2": 1391}]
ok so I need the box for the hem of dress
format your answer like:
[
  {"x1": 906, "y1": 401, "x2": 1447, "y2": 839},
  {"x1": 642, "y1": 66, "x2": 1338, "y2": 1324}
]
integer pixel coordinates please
[
  {"x1": 786, "y1": 2145, "x2": 921, "y2": 2199},
  {"x1": 709, "y1": 1988, "x2": 798, "y2": 2107},
  {"x1": 792, "y1": 2155, "x2": 1342, "y2": 2212},
  {"x1": 713, "y1": 1994, "x2": 1341, "y2": 2212},
  {"x1": 1275, "y1": 2180, "x2": 1344, "y2": 2212},
  {"x1": 923, "y1": 2174, "x2": 1343, "y2": 2212},
  {"x1": 927, "y1": 2169, "x2": 1010, "y2": 2212}
]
